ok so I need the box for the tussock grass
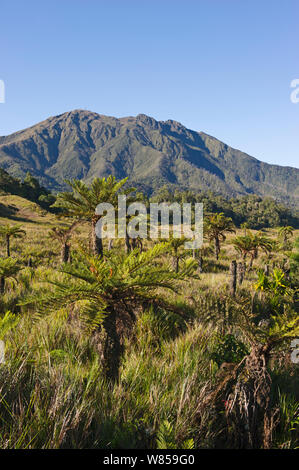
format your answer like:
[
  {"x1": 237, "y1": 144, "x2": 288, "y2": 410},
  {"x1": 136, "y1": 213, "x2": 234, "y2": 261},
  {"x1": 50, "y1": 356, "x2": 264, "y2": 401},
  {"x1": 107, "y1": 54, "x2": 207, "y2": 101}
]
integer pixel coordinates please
[{"x1": 0, "y1": 202, "x2": 298, "y2": 449}]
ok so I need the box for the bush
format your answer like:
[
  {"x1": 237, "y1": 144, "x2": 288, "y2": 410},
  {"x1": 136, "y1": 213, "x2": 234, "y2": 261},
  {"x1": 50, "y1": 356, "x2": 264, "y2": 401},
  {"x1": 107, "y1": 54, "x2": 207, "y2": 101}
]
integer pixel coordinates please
[{"x1": 210, "y1": 334, "x2": 249, "y2": 366}]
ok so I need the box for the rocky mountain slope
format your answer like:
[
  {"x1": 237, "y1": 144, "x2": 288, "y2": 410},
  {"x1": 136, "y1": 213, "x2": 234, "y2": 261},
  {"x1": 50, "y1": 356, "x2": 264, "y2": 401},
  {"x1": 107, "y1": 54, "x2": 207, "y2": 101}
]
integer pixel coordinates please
[{"x1": 0, "y1": 110, "x2": 298, "y2": 206}]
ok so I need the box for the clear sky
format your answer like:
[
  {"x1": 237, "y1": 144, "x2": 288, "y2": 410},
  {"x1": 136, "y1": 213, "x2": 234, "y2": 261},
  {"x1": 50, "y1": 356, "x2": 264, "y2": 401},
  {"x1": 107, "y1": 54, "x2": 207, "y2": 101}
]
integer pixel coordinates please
[{"x1": 0, "y1": 0, "x2": 298, "y2": 168}]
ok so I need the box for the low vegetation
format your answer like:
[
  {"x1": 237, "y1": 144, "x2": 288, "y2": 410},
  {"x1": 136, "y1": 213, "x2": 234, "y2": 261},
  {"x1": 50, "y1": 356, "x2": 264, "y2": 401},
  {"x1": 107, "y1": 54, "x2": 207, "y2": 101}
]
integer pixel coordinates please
[{"x1": 0, "y1": 175, "x2": 298, "y2": 449}]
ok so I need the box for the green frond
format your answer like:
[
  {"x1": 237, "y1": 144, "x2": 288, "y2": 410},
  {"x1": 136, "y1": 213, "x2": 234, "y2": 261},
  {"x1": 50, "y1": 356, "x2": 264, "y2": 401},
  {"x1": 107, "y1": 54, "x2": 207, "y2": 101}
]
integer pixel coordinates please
[{"x1": 0, "y1": 311, "x2": 20, "y2": 339}]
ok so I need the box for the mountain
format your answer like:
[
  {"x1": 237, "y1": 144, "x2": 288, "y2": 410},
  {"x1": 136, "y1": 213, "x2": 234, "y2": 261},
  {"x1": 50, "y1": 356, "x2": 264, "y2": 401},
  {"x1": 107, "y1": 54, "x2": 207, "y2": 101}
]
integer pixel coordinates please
[{"x1": 0, "y1": 109, "x2": 298, "y2": 207}]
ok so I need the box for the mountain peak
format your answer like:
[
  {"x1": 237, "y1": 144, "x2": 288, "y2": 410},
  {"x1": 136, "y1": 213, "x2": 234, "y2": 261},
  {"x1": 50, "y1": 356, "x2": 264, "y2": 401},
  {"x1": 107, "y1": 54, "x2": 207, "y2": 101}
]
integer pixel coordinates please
[
  {"x1": 135, "y1": 113, "x2": 159, "y2": 128},
  {"x1": 0, "y1": 110, "x2": 297, "y2": 207}
]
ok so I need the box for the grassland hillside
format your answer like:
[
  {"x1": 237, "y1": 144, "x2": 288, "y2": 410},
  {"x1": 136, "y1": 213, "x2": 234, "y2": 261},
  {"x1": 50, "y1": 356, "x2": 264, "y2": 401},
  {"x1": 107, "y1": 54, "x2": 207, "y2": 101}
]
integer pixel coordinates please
[{"x1": 0, "y1": 180, "x2": 297, "y2": 449}]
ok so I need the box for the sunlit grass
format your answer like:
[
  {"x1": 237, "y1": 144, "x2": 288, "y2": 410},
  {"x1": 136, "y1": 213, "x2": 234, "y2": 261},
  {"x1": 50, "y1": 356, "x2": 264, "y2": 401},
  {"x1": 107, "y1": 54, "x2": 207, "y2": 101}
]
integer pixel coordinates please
[{"x1": 0, "y1": 197, "x2": 298, "y2": 449}]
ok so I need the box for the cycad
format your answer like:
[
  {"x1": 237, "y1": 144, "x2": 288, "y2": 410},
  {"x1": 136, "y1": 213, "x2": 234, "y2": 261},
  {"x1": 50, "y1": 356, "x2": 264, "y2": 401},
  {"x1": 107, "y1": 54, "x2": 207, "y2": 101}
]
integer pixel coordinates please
[
  {"x1": 123, "y1": 191, "x2": 148, "y2": 254},
  {"x1": 278, "y1": 226, "x2": 294, "y2": 250},
  {"x1": 0, "y1": 224, "x2": 26, "y2": 257},
  {"x1": 278, "y1": 226, "x2": 294, "y2": 244},
  {"x1": 167, "y1": 236, "x2": 188, "y2": 273},
  {"x1": 24, "y1": 242, "x2": 197, "y2": 380},
  {"x1": 0, "y1": 258, "x2": 22, "y2": 294},
  {"x1": 204, "y1": 213, "x2": 235, "y2": 260},
  {"x1": 232, "y1": 231, "x2": 273, "y2": 269},
  {"x1": 53, "y1": 176, "x2": 135, "y2": 257},
  {"x1": 221, "y1": 272, "x2": 298, "y2": 448},
  {"x1": 48, "y1": 221, "x2": 79, "y2": 263}
]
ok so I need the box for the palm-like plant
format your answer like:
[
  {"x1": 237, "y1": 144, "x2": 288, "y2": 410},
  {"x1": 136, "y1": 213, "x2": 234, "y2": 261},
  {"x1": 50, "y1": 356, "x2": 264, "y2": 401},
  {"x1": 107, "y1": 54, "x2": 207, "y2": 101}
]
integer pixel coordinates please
[
  {"x1": 204, "y1": 213, "x2": 235, "y2": 260},
  {"x1": 168, "y1": 237, "x2": 188, "y2": 273},
  {"x1": 205, "y1": 272, "x2": 299, "y2": 449},
  {"x1": 278, "y1": 226, "x2": 294, "y2": 249},
  {"x1": 233, "y1": 234, "x2": 254, "y2": 262},
  {"x1": 0, "y1": 258, "x2": 22, "y2": 293},
  {"x1": 124, "y1": 192, "x2": 148, "y2": 254},
  {"x1": 24, "y1": 242, "x2": 197, "y2": 380},
  {"x1": 232, "y1": 231, "x2": 273, "y2": 269},
  {"x1": 48, "y1": 221, "x2": 79, "y2": 263},
  {"x1": 0, "y1": 224, "x2": 26, "y2": 257},
  {"x1": 240, "y1": 222, "x2": 250, "y2": 236},
  {"x1": 227, "y1": 303, "x2": 299, "y2": 448},
  {"x1": 53, "y1": 176, "x2": 135, "y2": 257}
]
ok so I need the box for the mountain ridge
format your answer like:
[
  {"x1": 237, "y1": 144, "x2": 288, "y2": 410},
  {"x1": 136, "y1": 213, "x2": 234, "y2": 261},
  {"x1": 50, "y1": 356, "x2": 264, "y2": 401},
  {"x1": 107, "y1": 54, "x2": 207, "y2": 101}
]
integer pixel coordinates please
[{"x1": 0, "y1": 109, "x2": 298, "y2": 207}]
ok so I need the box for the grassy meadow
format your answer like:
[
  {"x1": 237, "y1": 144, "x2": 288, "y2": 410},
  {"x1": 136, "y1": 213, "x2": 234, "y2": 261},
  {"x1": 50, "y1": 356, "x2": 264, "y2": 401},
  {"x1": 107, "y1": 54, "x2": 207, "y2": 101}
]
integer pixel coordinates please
[{"x1": 0, "y1": 189, "x2": 298, "y2": 450}]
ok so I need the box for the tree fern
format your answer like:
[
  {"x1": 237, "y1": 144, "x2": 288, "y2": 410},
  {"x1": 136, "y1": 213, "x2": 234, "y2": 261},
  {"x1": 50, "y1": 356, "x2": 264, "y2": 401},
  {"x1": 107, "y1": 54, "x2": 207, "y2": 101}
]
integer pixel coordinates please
[{"x1": 22, "y1": 242, "x2": 198, "y2": 380}]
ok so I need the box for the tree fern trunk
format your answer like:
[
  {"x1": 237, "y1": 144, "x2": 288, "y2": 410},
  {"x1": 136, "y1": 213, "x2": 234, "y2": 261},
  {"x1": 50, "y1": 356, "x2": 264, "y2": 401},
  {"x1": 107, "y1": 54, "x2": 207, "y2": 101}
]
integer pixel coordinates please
[
  {"x1": 98, "y1": 310, "x2": 122, "y2": 382},
  {"x1": 137, "y1": 238, "x2": 143, "y2": 253},
  {"x1": 227, "y1": 344, "x2": 273, "y2": 448},
  {"x1": 0, "y1": 276, "x2": 5, "y2": 294},
  {"x1": 125, "y1": 233, "x2": 131, "y2": 253},
  {"x1": 198, "y1": 256, "x2": 203, "y2": 273},
  {"x1": 172, "y1": 256, "x2": 179, "y2": 273},
  {"x1": 215, "y1": 237, "x2": 220, "y2": 260},
  {"x1": 229, "y1": 260, "x2": 237, "y2": 297},
  {"x1": 91, "y1": 219, "x2": 103, "y2": 257},
  {"x1": 131, "y1": 238, "x2": 137, "y2": 250},
  {"x1": 61, "y1": 243, "x2": 70, "y2": 263},
  {"x1": 6, "y1": 235, "x2": 10, "y2": 257},
  {"x1": 237, "y1": 261, "x2": 245, "y2": 285}
]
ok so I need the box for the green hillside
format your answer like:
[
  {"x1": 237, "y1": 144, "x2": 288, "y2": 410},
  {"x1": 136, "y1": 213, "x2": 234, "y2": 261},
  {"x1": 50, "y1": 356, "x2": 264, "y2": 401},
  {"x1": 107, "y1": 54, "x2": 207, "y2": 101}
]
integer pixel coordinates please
[{"x1": 0, "y1": 110, "x2": 298, "y2": 207}]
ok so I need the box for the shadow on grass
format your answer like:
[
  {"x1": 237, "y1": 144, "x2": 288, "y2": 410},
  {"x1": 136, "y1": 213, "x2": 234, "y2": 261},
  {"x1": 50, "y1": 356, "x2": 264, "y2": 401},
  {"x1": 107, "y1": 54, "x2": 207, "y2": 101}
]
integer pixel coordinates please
[{"x1": 0, "y1": 203, "x2": 38, "y2": 224}]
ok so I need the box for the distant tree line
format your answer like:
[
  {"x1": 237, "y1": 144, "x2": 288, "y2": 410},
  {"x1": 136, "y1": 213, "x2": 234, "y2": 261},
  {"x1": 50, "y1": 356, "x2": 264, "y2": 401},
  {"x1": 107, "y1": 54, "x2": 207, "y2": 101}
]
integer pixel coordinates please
[
  {"x1": 151, "y1": 185, "x2": 299, "y2": 229},
  {"x1": 0, "y1": 168, "x2": 56, "y2": 210},
  {"x1": 0, "y1": 168, "x2": 298, "y2": 228}
]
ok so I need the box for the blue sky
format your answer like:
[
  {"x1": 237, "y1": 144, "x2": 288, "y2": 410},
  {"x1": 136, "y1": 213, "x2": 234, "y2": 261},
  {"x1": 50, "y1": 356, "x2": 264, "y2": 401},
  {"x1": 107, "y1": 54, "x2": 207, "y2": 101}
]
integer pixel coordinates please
[{"x1": 0, "y1": 0, "x2": 298, "y2": 168}]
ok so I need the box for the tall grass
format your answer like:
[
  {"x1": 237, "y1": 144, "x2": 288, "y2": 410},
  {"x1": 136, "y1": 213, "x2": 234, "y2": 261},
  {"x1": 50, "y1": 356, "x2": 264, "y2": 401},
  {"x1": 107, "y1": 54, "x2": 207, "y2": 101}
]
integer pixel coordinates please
[{"x1": 0, "y1": 215, "x2": 298, "y2": 449}]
